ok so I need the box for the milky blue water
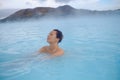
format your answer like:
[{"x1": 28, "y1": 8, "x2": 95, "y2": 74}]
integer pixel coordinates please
[{"x1": 0, "y1": 16, "x2": 120, "y2": 80}]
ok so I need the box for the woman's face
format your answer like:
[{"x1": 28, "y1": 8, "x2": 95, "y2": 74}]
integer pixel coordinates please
[{"x1": 47, "y1": 30, "x2": 59, "y2": 44}]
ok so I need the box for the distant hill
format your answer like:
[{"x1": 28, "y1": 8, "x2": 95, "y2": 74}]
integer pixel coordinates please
[
  {"x1": 0, "y1": 5, "x2": 120, "y2": 22},
  {"x1": 0, "y1": 9, "x2": 19, "y2": 19}
]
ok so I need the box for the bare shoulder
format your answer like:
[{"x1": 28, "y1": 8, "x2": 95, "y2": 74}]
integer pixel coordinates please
[
  {"x1": 39, "y1": 46, "x2": 48, "y2": 53},
  {"x1": 54, "y1": 48, "x2": 64, "y2": 56}
]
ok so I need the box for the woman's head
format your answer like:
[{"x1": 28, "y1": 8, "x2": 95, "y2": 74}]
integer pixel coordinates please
[{"x1": 47, "y1": 29, "x2": 63, "y2": 44}]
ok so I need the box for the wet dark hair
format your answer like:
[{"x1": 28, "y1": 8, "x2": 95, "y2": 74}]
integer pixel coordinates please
[{"x1": 53, "y1": 29, "x2": 63, "y2": 43}]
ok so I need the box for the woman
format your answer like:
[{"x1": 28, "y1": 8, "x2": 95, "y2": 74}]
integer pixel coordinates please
[{"x1": 39, "y1": 29, "x2": 64, "y2": 56}]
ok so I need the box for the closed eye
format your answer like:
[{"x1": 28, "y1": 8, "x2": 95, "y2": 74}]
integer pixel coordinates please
[{"x1": 50, "y1": 33, "x2": 53, "y2": 36}]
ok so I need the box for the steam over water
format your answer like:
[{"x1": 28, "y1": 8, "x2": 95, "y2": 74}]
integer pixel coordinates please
[{"x1": 0, "y1": 16, "x2": 120, "y2": 80}]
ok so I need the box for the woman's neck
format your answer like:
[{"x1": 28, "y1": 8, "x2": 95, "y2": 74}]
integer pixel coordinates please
[
  {"x1": 49, "y1": 43, "x2": 58, "y2": 49},
  {"x1": 48, "y1": 43, "x2": 59, "y2": 53}
]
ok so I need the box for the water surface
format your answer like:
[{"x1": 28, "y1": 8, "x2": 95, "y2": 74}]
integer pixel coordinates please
[{"x1": 0, "y1": 16, "x2": 120, "y2": 80}]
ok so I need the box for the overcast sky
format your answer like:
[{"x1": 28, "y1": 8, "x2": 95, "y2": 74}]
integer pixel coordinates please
[{"x1": 0, "y1": 0, "x2": 120, "y2": 10}]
